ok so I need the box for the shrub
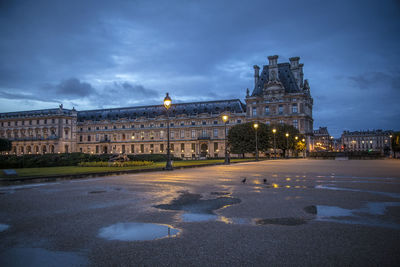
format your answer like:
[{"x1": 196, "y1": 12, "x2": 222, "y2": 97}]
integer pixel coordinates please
[
  {"x1": 0, "y1": 153, "x2": 175, "y2": 168},
  {"x1": 77, "y1": 161, "x2": 154, "y2": 167}
]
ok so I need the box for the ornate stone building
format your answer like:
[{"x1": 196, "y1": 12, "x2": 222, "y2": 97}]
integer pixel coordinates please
[
  {"x1": 0, "y1": 55, "x2": 313, "y2": 157},
  {"x1": 341, "y1": 130, "x2": 392, "y2": 154},
  {"x1": 246, "y1": 55, "x2": 314, "y2": 149}
]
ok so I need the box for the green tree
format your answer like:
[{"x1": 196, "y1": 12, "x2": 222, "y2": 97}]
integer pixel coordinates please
[
  {"x1": 392, "y1": 132, "x2": 400, "y2": 158},
  {"x1": 0, "y1": 138, "x2": 12, "y2": 152},
  {"x1": 228, "y1": 122, "x2": 271, "y2": 157},
  {"x1": 269, "y1": 124, "x2": 301, "y2": 157}
]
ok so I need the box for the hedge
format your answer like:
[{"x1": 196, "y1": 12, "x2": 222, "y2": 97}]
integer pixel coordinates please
[
  {"x1": 78, "y1": 161, "x2": 154, "y2": 167},
  {"x1": 309, "y1": 151, "x2": 384, "y2": 159},
  {"x1": 0, "y1": 153, "x2": 181, "y2": 169}
]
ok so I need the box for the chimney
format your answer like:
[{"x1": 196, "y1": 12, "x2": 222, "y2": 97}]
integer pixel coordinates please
[
  {"x1": 268, "y1": 55, "x2": 278, "y2": 67},
  {"x1": 289, "y1": 57, "x2": 300, "y2": 69},
  {"x1": 289, "y1": 57, "x2": 302, "y2": 88},
  {"x1": 299, "y1": 63, "x2": 304, "y2": 88},
  {"x1": 267, "y1": 55, "x2": 279, "y2": 81},
  {"x1": 253, "y1": 65, "x2": 260, "y2": 86}
]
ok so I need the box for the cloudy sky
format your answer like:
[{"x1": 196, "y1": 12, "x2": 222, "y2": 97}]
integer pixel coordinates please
[{"x1": 0, "y1": 0, "x2": 399, "y2": 136}]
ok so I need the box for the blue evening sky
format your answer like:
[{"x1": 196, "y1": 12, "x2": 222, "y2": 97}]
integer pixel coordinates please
[{"x1": 0, "y1": 0, "x2": 399, "y2": 136}]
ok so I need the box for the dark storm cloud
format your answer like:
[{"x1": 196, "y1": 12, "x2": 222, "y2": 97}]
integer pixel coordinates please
[
  {"x1": 348, "y1": 72, "x2": 400, "y2": 91},
  {"x1": 57, "y1": 79, "x2": 94, "y2": 97},
  {"x1": 0, "y1": 0, "x2": 399, "y2": 135},
  {"x1": 120, "y1": 82, "x2": 159, "y2": 98}
]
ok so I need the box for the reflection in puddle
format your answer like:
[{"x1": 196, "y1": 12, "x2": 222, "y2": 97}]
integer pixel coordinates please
[
  {"x1": 182, "y1": 213, "x2": 217, "y2": 222},
  {"x1": 255, "y1": 217, "x2": 307, "y2": 226},
  {"x1": 306, "y1": 202, "x2": 400, "y2": 229},
  {"x1": 88, "y1": 190, "x2": 107, "y2": 194},
  {"x1": 181, "y1": 213, "x2": 252, "y2": 225},
  {"x1": 0, "y1": 223, "x2": 10, "y2": 232},
  {"x1": 0, "y1": 248, "x2": 88, "y2": 267},
  {"x1": 315, "y1": 185, "x2": 400, "y2": 199},
  {"x1": 98, "y1": 222, "x2": 180, "y2": 241}
]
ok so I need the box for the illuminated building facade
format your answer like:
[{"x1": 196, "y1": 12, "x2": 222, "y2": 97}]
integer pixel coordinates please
[
  {"x1": 341, "y1": 130, "x2": 392, "y2": 154},
  {"x1": 0, "y1": 55, "x2": 314, "y2": 157}
]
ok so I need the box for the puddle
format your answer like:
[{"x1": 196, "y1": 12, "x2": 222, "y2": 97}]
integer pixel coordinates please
[
  {"x1": 315, "y1": 206, "x2": 353, "y2": 217},
  {"x1": 255, "y1": 217, "x2": 308, "y2": 226},
  {"x1": 0, "y1": 248, "x2": 88, "y2": 267},
  {"x1": 0, "y1": 223, "x2": 10, "y2": 232},
  {"x1": 98, "y1": 222, "x2": 179, "y2": 241},
  {"x1": 182, "y1": 213, "x2": 218, "y2": 222},
  {"x1": 210, "y1": 191, "x2": 230, "y2": 196},
  {"x1": 304, "y1": 205, "x2": 317, "y2": 214},
  {"x1": 154, "y1": 191, "x2": 241, "y2": 214},
  {"x1": 89, "y1": 190, "x2": 107, "y2": 194},
  {"x1": 155, "y1": 191, "x2": 242, "y2": 224},
  {"x1": 316, "y1": 180, "x2": 398, "y2": 184},
  {"x1": 315, "y1": 185, "x2": 400, "y2": 199},
  {"x1": 304, "y1": 202, "x2": 400, "y2": 229}
]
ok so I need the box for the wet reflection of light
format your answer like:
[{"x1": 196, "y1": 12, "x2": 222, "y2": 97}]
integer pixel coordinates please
[
  {"x1": 285, "y1": 185, "x2": 291, "y2": 188},
  {"x1": 315, "y1": 185, "x2": 400, "y2": 199},
  {"x1": 272, "y1": 183, "x2": 279, "y2": 188},
  {"x1": 253, "y1": 180, "x2": 262, "y2": 185},
  {"x1": 286, "y1": 178, "x2": 291, "y2": 181},
  {"x1": 98, "y1": 222, "x2": 180, "y2": 241},
  {"x1": 182, "y1": 213, "x2": 217, "y2": 222},
  {"x1": 315, "y1": 203, "x2": 400, "y2": 229},
  {"x1": 0, "y1": 223, "x2": 10, "y2": 232},
  {"x1": 218, "y1": 216, "x2": 233, "y2": 224}
]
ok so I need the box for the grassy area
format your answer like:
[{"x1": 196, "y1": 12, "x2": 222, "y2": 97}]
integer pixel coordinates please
[{"x1": 0, "y1": 158, "x2": 256, "y2": 178}]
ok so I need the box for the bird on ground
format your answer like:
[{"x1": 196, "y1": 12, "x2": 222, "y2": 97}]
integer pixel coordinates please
[
  {"x1": 263, "y1": 178, "x2": 267, "y2": 184},
  {"x1": 241, "y1": 178, "x2": 247, "y2": 184}
]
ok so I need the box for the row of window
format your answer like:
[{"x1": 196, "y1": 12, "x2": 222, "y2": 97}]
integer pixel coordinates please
[
  {"x1": 78, "y1": 119, "x2": 242, "y2": 132},
  {"x1": 253, "y1": 98, "x2": 298, "y2": 104},
  {"x1": 1, "y1": 119, "x2": 69, "y2": 127},
  {"x1": 81, "y1": 142, "x2": 221, "y2": 154},
  {"x1": 79, "y1": 129, "x2": 227, "y2": 142},
  {"x1": 252, "y1": 104, "x2": 298, "y2": 116}
]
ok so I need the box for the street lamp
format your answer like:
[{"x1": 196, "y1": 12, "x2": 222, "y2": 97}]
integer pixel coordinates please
[
  {"x1": 222, "y1": 114, "x2": 230, "y2": 164},
  {"x1": 164, "y1": 93, "x2": 173, "y2": 170},
  {"x1": 272, "y1": 128, "x2": 276, "y2": 159},
  {"x1": 390, "y1": 135, "x2": 393, "y2": 157},
  {"x1": 302, "y1": 138, "x2": 306, "y2": 158},
  {"x1": 253, "y1": 122, "x2": 259, "y2": 161},
  {"x1": 285, "y1": 133, "x2": 289, "y2": 158}
]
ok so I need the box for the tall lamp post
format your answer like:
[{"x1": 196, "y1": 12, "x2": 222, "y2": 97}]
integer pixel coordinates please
[
  {"x1": 253, "y1": 122, "x2": 259, "y2": 161},
  {"x1": 285, "y1": 133, "x2": 289, "y2": 158},
  {"x1": 302, "y1": 138, "x2": 306, "y2": 158},
  {"x1": 222, "y1": 114, "x2": 230, "y2": 165},
  {"x1": 272, "y1": 128, "x2": 277, "y2": 159},
  {"x1": 389, "y1": 134, "x2": 393, "y2": 158},
  {"x1": 164, "y1": 93, "x2": 173, "y2": 170},
  {"x1": 295, "y1": 136, "x2": 298, "y2": 157}
]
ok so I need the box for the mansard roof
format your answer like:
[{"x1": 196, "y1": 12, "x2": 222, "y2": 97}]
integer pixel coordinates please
[
  {"x1": 313, "y1": 127, "x2": 329, "y2": 135},
  {"x1": 251, "y1": 63, "x2": 301, "y2": 97},
  {"x1": 0, "y1": 108, "x2": 75, "y2": 119},
  {"x1": 77, "y1": 99, "x2": 246, "y2": 122}
]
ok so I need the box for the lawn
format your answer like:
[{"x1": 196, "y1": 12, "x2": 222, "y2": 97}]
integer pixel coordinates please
[{"x1": 0, "y1": 158, "x2": 256, "y2": 178}]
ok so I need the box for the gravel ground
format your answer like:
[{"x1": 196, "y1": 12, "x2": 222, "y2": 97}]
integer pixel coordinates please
[{"x1": 0, "y1": 159, "x2": 399, "y2": 266}]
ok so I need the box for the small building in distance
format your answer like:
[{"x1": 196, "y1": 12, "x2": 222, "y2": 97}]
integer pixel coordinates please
[
  {"x1": 341, "y1": 129, "x2": 392, "y2": 155},
  {"x1": 312, "y1": 127, "x2": 333, "y2": 151}
]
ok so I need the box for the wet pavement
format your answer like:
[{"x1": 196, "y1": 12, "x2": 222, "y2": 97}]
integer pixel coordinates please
[{"x1": 0, "y1": 159, "x2": 399, "y2": 266}]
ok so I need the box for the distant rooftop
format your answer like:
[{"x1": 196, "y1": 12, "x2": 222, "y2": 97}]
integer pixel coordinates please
[
  {"x1": 251, "y1": 63, "x2": 301, "y2": 97},
  {"x1": 77, "y1": 99, "x2": 246, "y2": 122}
]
